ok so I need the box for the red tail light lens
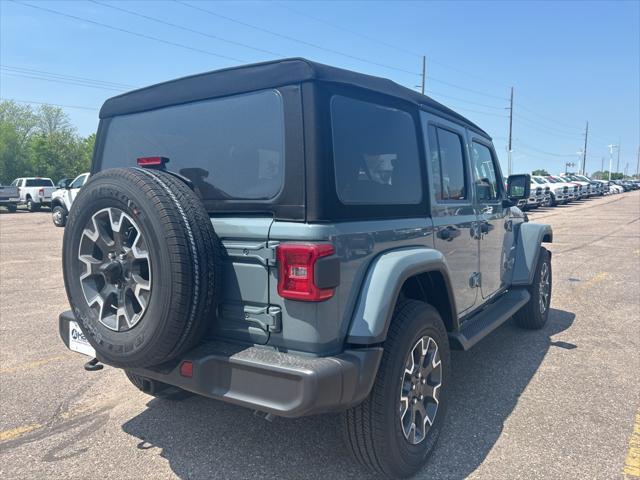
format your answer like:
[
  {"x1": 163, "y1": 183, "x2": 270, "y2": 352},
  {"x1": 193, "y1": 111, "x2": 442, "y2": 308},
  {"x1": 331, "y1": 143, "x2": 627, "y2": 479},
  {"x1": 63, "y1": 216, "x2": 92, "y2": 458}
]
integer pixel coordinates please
[
  {"x1": 38, "y1": 188, "x2": 44, "y2": 196},
  {"x1": 137, "y1": 156, "x2": 169, "y2": 167},
  {"x1": 277, "y1": 243, "x2": 335, "y2": 301},
  {"x1": 179, "y1": 361, "x2": 193, "y2": 378}
]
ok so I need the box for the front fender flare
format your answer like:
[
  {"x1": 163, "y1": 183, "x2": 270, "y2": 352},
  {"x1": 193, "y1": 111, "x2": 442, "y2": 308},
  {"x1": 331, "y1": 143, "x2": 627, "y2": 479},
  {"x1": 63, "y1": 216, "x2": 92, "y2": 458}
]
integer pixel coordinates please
[
  {"x1": 347, "y1": 247, "x2": 456, "y2": 345},
  {"x1": 511, "y1": 222, "x2": 553, "y2": 286}
]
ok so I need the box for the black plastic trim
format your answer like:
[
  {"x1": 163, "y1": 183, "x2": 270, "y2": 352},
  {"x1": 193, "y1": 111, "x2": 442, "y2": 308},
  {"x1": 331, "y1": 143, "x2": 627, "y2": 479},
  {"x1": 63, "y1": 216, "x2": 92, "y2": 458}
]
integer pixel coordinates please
[
  {"x1": 314, "y1": 255, "x2": 340, "y2": 289},
  {"x1": 59, "y1": 310, "x2": 382, "y2": 417}
]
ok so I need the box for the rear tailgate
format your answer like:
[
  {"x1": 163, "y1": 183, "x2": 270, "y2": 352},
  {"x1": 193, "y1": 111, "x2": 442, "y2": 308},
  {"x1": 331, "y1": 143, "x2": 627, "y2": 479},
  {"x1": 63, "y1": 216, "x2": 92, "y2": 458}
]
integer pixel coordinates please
[
  {"x1": 0, "y1": 186, "x2": 19, "y2": 201},
  {"x1": 209, "y1": 217, "x2": 278, "y2": 345}
]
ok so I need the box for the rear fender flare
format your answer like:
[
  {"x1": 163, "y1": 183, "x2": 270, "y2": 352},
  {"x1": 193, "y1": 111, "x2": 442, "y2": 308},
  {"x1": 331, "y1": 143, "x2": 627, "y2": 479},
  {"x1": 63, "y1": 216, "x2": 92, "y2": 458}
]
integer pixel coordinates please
[{"x1": 347, "y1": 247, "x2": 456, "y2": 344}]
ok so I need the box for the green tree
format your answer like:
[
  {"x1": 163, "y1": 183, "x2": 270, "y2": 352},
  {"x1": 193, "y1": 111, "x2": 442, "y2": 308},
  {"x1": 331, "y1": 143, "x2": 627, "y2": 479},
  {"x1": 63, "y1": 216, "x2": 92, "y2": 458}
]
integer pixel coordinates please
[
  {"x1": 531, "y1": 169, "x2": 550, "y2": 176},
  {"x1": 591, "y1": 170, "x2": 624, "y2": 180},
  {"x1": 0, "y1": 100, "x2": 95, "y2": 184}
]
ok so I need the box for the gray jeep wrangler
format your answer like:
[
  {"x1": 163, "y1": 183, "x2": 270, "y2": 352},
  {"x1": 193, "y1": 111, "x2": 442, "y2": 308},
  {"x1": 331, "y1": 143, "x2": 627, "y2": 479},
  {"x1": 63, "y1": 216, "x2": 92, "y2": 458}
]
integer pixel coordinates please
[{"x1": 59, "y1": 58, "x2": 551, "y2": 478}]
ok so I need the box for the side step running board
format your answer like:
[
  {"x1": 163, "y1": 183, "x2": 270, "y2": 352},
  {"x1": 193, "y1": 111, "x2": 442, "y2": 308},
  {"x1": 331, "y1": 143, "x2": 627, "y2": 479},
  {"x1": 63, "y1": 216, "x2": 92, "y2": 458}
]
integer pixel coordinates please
[{"x1": 448, "y1": 288, "x2": 530, "y2": 351}]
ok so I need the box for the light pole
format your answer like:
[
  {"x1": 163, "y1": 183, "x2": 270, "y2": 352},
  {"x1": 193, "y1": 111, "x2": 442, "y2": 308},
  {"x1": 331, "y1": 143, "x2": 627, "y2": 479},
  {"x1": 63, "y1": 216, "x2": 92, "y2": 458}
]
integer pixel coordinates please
[{"x1": 607, "y1": 144, "x2": 619, "y2": 181}]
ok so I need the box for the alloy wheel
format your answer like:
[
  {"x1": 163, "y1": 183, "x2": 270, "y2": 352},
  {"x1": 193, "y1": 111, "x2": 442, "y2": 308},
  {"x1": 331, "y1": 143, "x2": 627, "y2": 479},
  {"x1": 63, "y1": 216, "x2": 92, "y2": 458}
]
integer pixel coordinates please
[
  {"x1": 77, "y1": 207, "x2": 151, "y2": 331},
  {"x1": 399, "y1": 336, "x2": 443, "y2": 445},
  {"x1": 538, "y1": 262, "x2": 550, "y2": 314}
]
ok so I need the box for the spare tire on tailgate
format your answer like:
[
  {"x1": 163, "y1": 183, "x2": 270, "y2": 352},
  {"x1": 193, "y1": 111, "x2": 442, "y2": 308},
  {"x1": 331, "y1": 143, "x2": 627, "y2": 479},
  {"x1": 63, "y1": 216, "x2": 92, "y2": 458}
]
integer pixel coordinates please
[{"x1": 62, "y1": 167, "x2": 219, "y2": 368}]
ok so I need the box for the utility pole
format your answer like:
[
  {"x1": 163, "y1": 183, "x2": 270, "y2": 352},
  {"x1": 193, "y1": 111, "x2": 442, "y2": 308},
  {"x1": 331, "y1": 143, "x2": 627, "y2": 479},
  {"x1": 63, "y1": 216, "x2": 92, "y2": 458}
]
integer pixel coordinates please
[
  {"x1": 636, "y1": 145, "x2": 639, "y2": 177},
  {"x1": 616, "y1": 142, "x2": 621, "y2": 173},
  {"x1": 420, "y1": 56, "x2": 426, "y2": 95},
  {"x1": 507, "y1": 87, "x2": 514, "y2": 175},
  {"x1": 607, "y1": 144, "x2": 618, "y2": 181},
  {"x1": 601, "y1": 156, "x2": 605, "y2": 174},
  {"x1": 581, "y1": 121, "x2": 588, "y2": 175}
]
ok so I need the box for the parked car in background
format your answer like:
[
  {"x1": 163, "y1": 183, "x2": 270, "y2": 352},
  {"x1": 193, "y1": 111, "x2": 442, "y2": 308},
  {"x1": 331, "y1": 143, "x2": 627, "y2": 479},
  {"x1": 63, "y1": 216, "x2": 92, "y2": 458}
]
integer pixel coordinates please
[
  {"x1": 56, "y1": 177, "x2": 73, "y2": 189},
  {"x1": 563, "y1": 174, "x2": 593, "y2": 197},
  {"x1": 51, "y1": 173, "x2": 90, "y2": 227},
  {"x1": 608, "y1": 182, "x2": 624, "y2": 194},
  {"x1": 546, "y1": 175, "x2": 579, "y2": 201},
  {"x1": 526, "y1": 180, "x2": 545, "y2": 209},
  {"x1": 533, "y1": 176, "x2": 567, "y2": 206},
  {"x1": 0, "y1": 184, "x2": 20, "y2": 212},
  {"x1": 12, "y1": 177, "x2": 56, "y2": 211},
  {"x1": 572, "y1": 174, "x2": 604, "y2": 196},
  {"x1": 558, "y1": 175, "x2": 589, "y2": 198},
  {"x1": 591, "y1": 179, "x2": 610, "y2": 194}
]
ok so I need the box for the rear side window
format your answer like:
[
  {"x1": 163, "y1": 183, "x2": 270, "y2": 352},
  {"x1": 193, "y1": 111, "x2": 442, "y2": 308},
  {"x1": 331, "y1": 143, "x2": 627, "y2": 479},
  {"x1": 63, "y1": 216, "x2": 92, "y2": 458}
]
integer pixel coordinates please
[
  {"x1": 427, "y1": 125, "x2": 467, "y2": 201},
  {"x1": 100, "y1": 90, "x2": 285, "y2": 200},
  {"x1": 25, "y1": 179, "x2": 54, "y2": 187},
  {"x1": 331, "y1": 96, "x2": 422, "y2": 205},
  {"x1": 470, "y1": 142, "x2": 500, "y2": 201}
]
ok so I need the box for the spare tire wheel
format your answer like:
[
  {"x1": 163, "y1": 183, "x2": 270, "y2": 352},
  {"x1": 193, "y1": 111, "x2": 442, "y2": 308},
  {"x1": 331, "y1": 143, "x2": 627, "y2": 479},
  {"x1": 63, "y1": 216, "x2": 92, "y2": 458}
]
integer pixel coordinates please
[{"x1": 62, "y1": 167, "x2": 219, "y2": 368}]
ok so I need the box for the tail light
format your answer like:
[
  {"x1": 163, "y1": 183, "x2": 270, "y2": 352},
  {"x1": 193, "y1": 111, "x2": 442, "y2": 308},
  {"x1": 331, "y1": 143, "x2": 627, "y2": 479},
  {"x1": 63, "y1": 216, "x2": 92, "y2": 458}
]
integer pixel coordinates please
[
  {"x1": 137, "y1": 156, "x2": 169, "y2": 167},
  {"x1": 277, "y1": 243, "x2": 335, "y2": 301},
  {"x1": 38, "y1": 188, "x2": 44, "y2": 197}
]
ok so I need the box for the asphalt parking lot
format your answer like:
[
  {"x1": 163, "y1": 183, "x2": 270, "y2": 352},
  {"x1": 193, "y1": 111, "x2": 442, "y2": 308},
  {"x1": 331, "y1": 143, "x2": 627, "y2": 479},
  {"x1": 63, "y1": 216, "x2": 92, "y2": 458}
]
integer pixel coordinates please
[{"x1": 1, "y1": 191, "x2": 639, "y2": 480}]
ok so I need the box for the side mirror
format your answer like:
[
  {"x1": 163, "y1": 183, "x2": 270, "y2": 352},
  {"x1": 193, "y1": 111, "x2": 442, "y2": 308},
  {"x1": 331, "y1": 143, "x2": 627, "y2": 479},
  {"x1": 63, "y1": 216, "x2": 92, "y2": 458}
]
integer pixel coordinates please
[{"x1": 506, "y1": 174, "x2": 531, "y2": 200}]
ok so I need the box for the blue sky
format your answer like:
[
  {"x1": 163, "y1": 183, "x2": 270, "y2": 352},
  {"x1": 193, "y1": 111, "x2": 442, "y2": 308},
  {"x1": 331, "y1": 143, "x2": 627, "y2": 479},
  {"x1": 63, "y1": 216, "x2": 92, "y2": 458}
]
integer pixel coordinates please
[{"x1": 1, "y1": 0, "x2": 639, "y2": 175}]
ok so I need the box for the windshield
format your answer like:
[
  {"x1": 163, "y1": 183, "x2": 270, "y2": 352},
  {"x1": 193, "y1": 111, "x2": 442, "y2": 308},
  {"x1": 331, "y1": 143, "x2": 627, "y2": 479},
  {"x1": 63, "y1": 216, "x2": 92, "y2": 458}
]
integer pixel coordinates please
[
  {"x1": 546, "y1": 177, "x2": 559, "y2": 183},
  {"x1": 532, "y1": 177, "x2": 545, "y2": 184},
  {"x1": 25, "y1": 178, "x2": 54, "y2": 187}
]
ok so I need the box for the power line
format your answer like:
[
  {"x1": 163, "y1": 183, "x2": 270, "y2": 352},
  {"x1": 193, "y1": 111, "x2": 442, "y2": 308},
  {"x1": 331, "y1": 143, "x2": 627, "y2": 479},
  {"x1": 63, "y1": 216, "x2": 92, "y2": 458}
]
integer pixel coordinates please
[
  {"x1": 426, "y1": 90, "x2": 505, "y2": 110},
  {"x1": 90, "y1": 0, "x2": 284, "y2": 59},
  {"x1": 174, "y1": 0, "x2": 419, "y2": 76},
  {"x1": 1, "y1": 65, "x2": 137, "y2": 89},
  {"x1": 514, "y1": 113, "x2": 584, "y2": 139},
  {"x1": 1, "y1": 98, "x2": 99, "y2": 111},
  {"x1": 426, "y1": 76, "x2": 509, "y2": 101},
  {"x1": 12, "y1": 1, "x2": 245, "y2": 64},
  {"x1": 277, "y1": 2, "x2": 422, "y2": 58},
  {"x1": 446, "y1": 105, "x2": 509, "y2": 119},
  {"x1": 514, "y1": 139, "x2": 577, "y2": 158},
  {"x1": 276, "y1": 1, "x2": 512, "y2": 88},
  {"x1": 1, "y1": 71, "x2": 127, "y2": 92}
]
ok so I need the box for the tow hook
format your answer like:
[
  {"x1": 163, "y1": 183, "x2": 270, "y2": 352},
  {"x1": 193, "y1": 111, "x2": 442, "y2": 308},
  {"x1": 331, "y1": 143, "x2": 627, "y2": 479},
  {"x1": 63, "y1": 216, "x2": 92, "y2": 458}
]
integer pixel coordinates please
[{"x1": 84, "y1": 357, "x2": 104, "y2": 371}]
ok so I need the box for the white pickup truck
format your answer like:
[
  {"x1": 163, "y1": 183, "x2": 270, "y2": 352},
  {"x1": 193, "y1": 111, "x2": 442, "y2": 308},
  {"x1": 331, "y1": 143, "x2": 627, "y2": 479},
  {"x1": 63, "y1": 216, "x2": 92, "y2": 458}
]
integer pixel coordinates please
[
  {"x1": 12, "y1": 177, "x2": 56, "y2": 211},
  {"x1": 51, "y1": 173, "x2": 89, "y2": 226},
  {"x1": 0, "y1": 185, "x2": 20, "y2": 212}
]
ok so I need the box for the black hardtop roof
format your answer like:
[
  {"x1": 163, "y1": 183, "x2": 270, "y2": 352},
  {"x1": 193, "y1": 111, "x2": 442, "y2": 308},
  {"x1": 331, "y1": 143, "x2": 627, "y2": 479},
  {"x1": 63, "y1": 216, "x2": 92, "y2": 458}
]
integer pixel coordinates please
[{"x1": 100, "y1": 57, "x2": 490, "y2": 138}]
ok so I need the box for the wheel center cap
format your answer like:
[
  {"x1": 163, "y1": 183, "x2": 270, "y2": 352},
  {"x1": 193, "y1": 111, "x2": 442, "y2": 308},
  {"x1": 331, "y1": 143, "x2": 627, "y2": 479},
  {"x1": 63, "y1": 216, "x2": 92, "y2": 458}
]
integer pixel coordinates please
[{"x1": 101, "y1": 260, "x2": 124, "y2": 284}]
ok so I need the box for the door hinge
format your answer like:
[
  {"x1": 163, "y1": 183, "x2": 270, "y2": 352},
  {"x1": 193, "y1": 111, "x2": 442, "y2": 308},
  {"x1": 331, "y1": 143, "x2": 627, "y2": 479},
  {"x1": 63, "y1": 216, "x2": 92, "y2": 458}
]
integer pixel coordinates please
[
  {"x1": 222, "y1": 241, "x2": 279, "y2": 265},
  {"x1": 218, "y1": 304, "x2": 282, "y2": 333},
  {"x1": 469, "y1": 272, "x2": 482, "y2": 288}
]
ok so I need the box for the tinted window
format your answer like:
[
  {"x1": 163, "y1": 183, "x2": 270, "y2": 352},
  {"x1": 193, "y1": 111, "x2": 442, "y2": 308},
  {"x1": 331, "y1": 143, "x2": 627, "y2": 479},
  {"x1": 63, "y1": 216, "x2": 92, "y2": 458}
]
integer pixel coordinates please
[
  {"x1": 331, "y1": 96, "x2": 422, "y2": 205},
  {"x1": 25, "y1": 178, "x2": 54, "y2": 187},
  {"x1": 427, "y1": 125, "x2": 467, "y2": 201},
  {"x1": 471, "y1": 142, "x2": 500, "y2": 201},
  {"x1": 101, "y1": 90, "x2": 284, "y2": 200},
  {"x1": 70, "y1": 174, "x2": 88, "y2": 189},
  {"x1": 10, "y1": 179, "x2": 18, "y2": 186}
]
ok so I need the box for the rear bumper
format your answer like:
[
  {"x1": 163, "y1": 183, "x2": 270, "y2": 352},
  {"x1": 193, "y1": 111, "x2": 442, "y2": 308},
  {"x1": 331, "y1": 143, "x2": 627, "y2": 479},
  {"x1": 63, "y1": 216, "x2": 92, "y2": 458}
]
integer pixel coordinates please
[{"x1": 59, "y1": 310, "x2": 382, "y2": 418}]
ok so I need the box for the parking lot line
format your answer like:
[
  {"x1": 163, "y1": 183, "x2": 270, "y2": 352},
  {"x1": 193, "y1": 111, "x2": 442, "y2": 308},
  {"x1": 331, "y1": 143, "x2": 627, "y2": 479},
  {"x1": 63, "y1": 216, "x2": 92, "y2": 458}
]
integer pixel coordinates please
[
  {"x1": 0, "y1": 423, "x2": 42, "y2": 442},
  {"x1": 624, "y1": 410, "x2": 640, "y2": 478},
  {"x1": 0, "y1": 355, "x2": 67, "y2": 375}
]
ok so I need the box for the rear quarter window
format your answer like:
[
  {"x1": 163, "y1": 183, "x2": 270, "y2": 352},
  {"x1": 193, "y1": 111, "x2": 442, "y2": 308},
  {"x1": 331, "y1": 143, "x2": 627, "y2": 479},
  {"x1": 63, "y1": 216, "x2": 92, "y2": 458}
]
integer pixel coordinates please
[
  {"x1": 99, "y1": 90, "x2": 285, "y2": 201},
  {"x1": 330, "y1": 95, "x2": 422, "y2": 205},
  {"x1": 25, "y1": 179, "x2": 54, "y2": 187}
]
